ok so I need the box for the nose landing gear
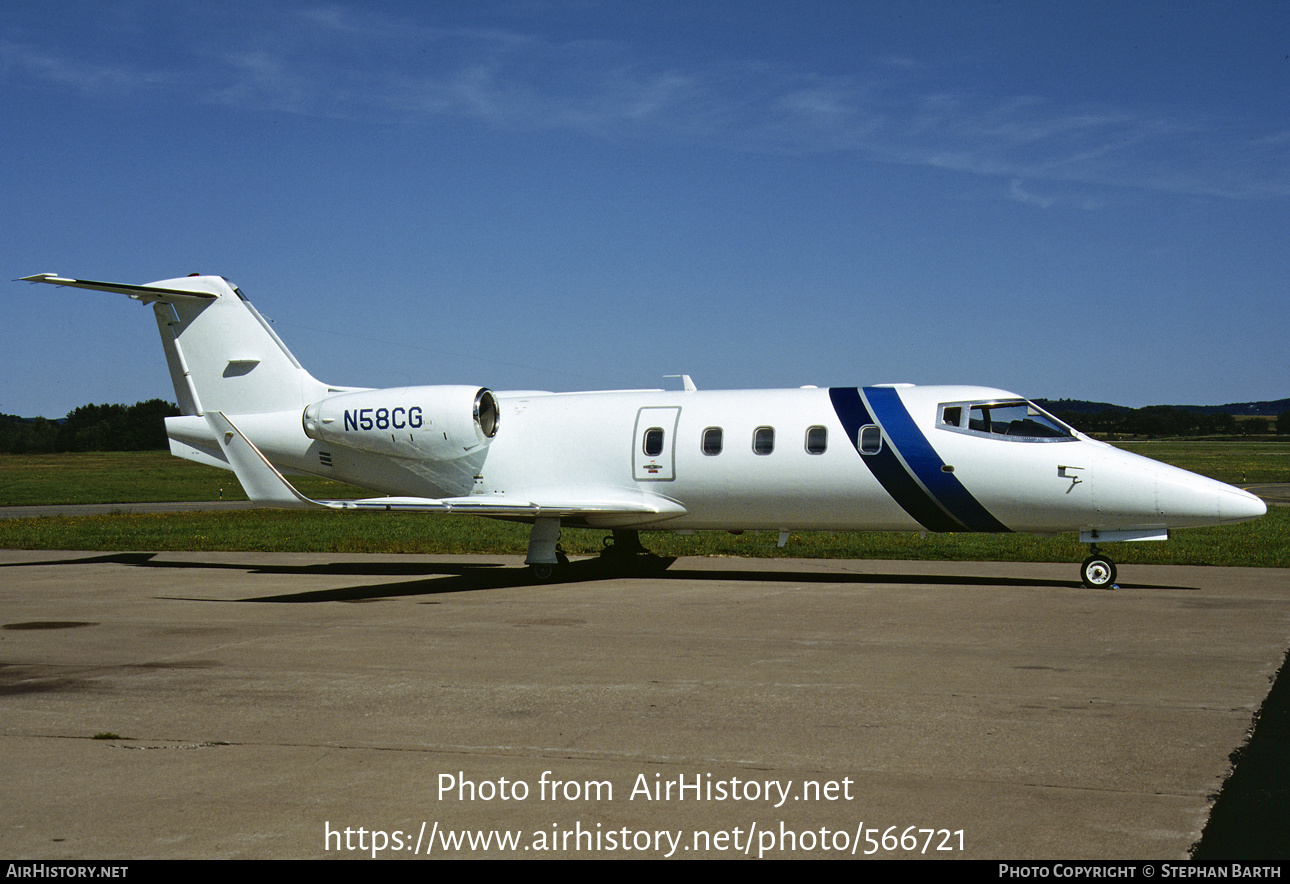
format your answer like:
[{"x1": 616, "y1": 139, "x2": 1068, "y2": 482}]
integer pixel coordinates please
[{"x1": 1080, "y1": 544, "x2": 1117, "y2": 589}]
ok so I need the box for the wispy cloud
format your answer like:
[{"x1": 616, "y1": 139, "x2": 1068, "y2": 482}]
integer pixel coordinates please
[
  {"x1": 1008, "y1": 179, "x2": 1056, "y2": 209},
  {"x1": 1007, "y1": 179, "x2": 1105, "y2": 211},
  {"x1": 4, "y1": 5, "x2": 1287, "y2": 201},
  {"x1": 0, "y1": 38, "x2": 174, "y2": 93},
  {"x1": 205, "y1": 49, "x2": 315, "y2": 114}
]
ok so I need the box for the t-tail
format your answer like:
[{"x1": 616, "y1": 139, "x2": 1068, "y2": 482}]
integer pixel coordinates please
[
  {"x1": 20, "y1": 273, "x2": 330, "y2": 416},
  {"x1": 19, "y1": 273, "x2": 493, "y2": 502}
]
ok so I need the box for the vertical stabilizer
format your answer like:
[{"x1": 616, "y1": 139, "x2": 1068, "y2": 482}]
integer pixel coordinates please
[
  {"x1": 148, "y1": 275, "x2": 328, "y2": 415},
  {"x1": 21, "y1": 273, "x2": 330, "y2": 415}
]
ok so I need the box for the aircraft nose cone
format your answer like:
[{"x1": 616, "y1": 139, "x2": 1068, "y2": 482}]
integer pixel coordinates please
[
  {"x1": 1219, "y1": 485, "x2": 1267, "y2": 522},
  {"x1": 1152, "y1": 468, "x2": 1266, "y2": 527},
  {"x1": 1097, "y1": 449, "x2": 1269, "y2": 529}
]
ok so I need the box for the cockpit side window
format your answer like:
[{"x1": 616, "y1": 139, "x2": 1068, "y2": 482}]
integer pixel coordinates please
[{"x1": 939, "y1": 399, "x2": 1074, "y2": 442}]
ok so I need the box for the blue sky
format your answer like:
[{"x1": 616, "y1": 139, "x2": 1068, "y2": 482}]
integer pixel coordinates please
[{"x1": 4, "y1": 1, "x2": 1287, "y2": 417}]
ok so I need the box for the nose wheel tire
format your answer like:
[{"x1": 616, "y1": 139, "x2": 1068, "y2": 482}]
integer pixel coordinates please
[{"x1": 1081, "y1": 555, "x2": 1117, "y2": 589}]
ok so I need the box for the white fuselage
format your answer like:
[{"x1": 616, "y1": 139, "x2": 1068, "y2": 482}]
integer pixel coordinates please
[{"x1": 197, "y1": 382, "x2": 1264, "y2": 538}]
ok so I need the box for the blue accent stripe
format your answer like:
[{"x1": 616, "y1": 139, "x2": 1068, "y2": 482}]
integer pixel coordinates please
[
  {"x1": 862, "y1": 386, "x2": 1011, "y2": 533},
  {"x1": 829, "y1": 387, "x2": 961, "y2": 532}
]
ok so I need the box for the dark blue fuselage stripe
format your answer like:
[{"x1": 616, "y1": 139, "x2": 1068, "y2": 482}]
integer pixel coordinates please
[
  {"x1": 828, "y1": 387, "x2": 961, "y2": 533},
  {"x1": 861, "y1": 386, "x2": 1011, "y2": 533}
]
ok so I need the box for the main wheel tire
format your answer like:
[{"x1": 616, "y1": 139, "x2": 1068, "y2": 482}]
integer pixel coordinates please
[
  {"x1": 530, "y1": 563, "x2": 556, "y2": 582},
  {"x1": 1081, "y1": 555, "x2": 1117, "y2": 589}
]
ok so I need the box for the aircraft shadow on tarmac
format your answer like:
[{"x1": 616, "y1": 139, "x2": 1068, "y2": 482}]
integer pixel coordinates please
[{"x1": 1, "y1": 551, "x2": 1201, "y2": 602}]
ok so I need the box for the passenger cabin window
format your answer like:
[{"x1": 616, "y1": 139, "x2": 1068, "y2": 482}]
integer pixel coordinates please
[
  {"x1": 805, "y1": 426, "x2": 827, "y2": 454},
  {"x1": 753, "y1": 427, "x2": 775, "y2": 455},
  {"x1": 702, "y1": 427, "x2": 723, "y2": 456},
  {"x1": 859, "y1": 425, "x2": 882, "y2": 455},
  {"x1": 940, "y1": 399, "x2": 1075, "y2": 442},
  {"x1": 643, "y1": 427, "x2": 665, "y2": 457}
]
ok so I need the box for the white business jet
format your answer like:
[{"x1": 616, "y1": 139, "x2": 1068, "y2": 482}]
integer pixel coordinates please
[{"x1": 20, "y1": 273, "x2": 1266, "y2": 587}]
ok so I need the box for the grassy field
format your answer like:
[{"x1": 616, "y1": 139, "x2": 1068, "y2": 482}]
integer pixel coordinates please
[
  {"x1": 0, "y1": 445, "x2": 1285, "y2": 566},
  {"x1": 0, "y1": 506, "x2": 1285, "y2": 567},
  {"x1": 1113, "y1": 440, "x2": 1290, "y2": 485},
  {"x1": 0, "y1": 451, "x2": 365, "y2": 506}
]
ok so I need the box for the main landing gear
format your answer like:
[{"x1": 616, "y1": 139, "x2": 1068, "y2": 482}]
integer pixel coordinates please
[
  {"x1": 525, "y1": 519, "x2": 671, "y2": 582},
  {"x1": 1080, "y1": 544, "x2": 1117, "y2": 589},
  {"x1": 598, "y1": 529, "x2": 672, "y2": 574},
  {"x1": 528, "y1": 558, "x2": 567, "y2": 582},
  {"x1": 525, "y1": 517, "x2": 565, "y2": 582}
]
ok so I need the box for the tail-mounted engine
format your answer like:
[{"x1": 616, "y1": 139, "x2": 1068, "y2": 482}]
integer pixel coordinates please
[{"x1": 302, "y1": 385, "x2": 499, "y2": 461}]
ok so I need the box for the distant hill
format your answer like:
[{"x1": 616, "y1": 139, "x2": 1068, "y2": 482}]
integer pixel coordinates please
[
  {"x1": 1033, "y1": 398, "x2": 1130, "y2": 415},
  {"x1": 1034, "y1": 397, "x2": 1289, "y2": 416},
  {"x1": 1033, "y1": 397, "x2": 1287, "y2": 437},
  {"x1": 1161, "y1": 398, "x2": 1290, "y2": 417}
]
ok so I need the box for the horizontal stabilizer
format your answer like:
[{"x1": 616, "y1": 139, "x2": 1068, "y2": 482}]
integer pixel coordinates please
[{"x1": 20, "y1": 274, "x2": 218, "y2": 303}]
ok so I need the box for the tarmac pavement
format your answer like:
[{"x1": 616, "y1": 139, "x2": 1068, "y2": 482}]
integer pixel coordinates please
[{"x1": 1, "y1": 550, "x2": 1287, "y2": 859}]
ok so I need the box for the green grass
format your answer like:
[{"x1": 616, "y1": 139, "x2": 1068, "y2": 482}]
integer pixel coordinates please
[
  {"x1": 0, "y1": 446, "x2": 1285, "y2": 567},
  {"x1": 0, "y1": 451, "x2": 365, "y2": 506},
  {"x1": 1112, "y1": 440, "x2": 1290, "y2": 485},
  {"x1": 0, "y1": 503, "x2": 1284, "y2": 568}
]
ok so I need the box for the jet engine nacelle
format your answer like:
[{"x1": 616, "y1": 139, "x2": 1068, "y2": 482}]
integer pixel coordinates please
[{"x1": 302, "y1": 385, "x2": 499, "y2": 461}]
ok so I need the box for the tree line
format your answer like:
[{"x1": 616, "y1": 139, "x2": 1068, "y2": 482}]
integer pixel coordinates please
[
  {"x1": 0, "y1": 400, "x2": 180, "y2": 453},
  {"x1": 1046, "y1": 406, "x2": 1286, "y2": 438},
  {"x1": 0, "y1": 399, "x2": 1285, "y2": 455}
]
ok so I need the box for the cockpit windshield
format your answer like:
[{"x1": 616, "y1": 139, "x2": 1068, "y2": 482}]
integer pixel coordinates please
[{"x1": 938, "y1": 399, "x2": 1075, "y2": 442}]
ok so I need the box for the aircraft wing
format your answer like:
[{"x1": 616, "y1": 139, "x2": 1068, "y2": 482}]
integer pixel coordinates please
[
  {"x1": 204, "y1": 412, "x2": 685, "y2": 519},
  {"x1": 325, "y1": 496, "x2": 685, "y2": 517}
]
